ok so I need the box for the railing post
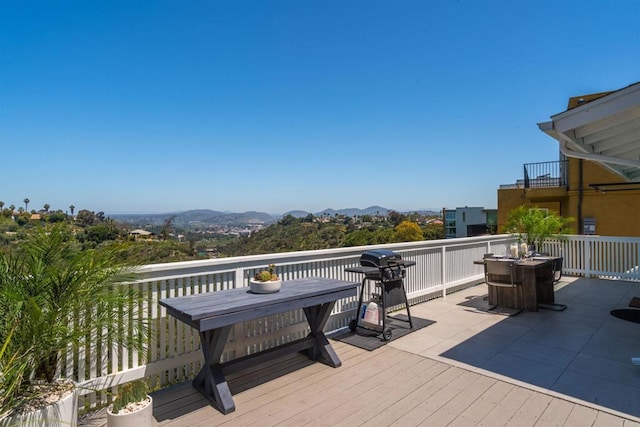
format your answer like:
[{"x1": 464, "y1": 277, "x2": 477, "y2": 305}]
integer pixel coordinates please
[
  {"x1": 441, "y1": 246, "x2": 447, "y2": 299},
  {"x1": 235, "y1": 268, "x2": 245, "y2": 289},
  {"x1": 585, "y1": 238, "x2": 591, "y2": 278},
  {"x1": 637, "y1": 240, "x2": 640, "y2": 278}
]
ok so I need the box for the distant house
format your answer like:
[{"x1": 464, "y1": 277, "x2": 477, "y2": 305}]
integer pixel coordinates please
[
  {"x1": 30, "y1": 213, "x2": 41, "y2": 221},
  {"x1": 129, "y1": 229, "x2": 153, "y2": 240}
]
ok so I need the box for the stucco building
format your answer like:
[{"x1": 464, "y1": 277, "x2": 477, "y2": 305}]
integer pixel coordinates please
[{"x1": 498, "y1": 82, "x2": 640, "y2": 237}]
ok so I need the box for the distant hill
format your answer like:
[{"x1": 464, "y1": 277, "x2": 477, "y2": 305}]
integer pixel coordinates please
[
  {"x1": 282, "y1": 207, "x2": 388, "y2": 218},
  {"x1": 112, "y1": 206, "x2": 442, "y2": 228},
  {"x1": 112, "y1": 209, "x2": 276, "y2": 227},
  {"x1": 283, "y1": 206, "x2": 440, "y2": 218},
  {"x1": 408, "y1": 209, "x2": 442, "y2": 216},
  {"x1": 317, "y1": 206, "x2": 389, "y2": 218},
  {"x1": 283, "y1": 210, "x2": 311, "y2": 218}
]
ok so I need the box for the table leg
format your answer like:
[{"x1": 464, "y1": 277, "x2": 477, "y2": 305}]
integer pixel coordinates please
[
  {"x1": 533, "y1": 263, "x2": 567, "y2": 311},
  {"x1": 536, "y1": 263, "x2": 555, "y2": 303},
  {"x1": 193, "y1": 326, "x2": 235, "y2": 414},
  {"x1": 303, "y1": 301, "x2": 341, "y2": 368},
  {"x1": 522, "y1": 268, "x2": 538, "y2": 312}
]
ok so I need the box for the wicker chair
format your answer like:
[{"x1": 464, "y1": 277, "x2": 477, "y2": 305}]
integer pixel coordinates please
[{"x1": 484, "y1": 259, "x2": 524, "y2": 315}]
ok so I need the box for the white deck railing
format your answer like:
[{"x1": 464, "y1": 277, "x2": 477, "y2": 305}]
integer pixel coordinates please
[
  {"x1": 540, "y1": 235, "x2": 640, "y2": 281},
  {"x1": 73, "y1": 233, "x2": 639, "y2": 408}
]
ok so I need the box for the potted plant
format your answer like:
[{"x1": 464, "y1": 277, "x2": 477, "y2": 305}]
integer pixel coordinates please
[
  {"x1": 0, "y1": 224, "x2": 148, "y2": 426},
  {"x1": 503, "y1": 205, "x2": 574, "y2": 252},
  {"x1": 106, "y1": 380, "x2": 153, "y2": 427},
  {"x1": 249, "y1": 264, "x2": 282, "y2": 293}
]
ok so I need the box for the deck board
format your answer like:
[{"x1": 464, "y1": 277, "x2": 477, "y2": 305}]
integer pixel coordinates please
[
  {"x1": 447, "y1": 380, "x2": 515, "y2": 426},
  {"x1": 79, "y1": 278, "x2": 640, "y2": 427},
  {"x1": 81, "y1": 341, "x2": 639, "y2": 427},
  {"x1": 506, "y1": 392, "x2": 553, "y2": 427},
  {"x1": 480, "y1": 386, "x2": 534, "y2": 426}
]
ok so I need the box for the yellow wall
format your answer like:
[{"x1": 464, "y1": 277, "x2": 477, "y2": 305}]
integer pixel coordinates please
[
  {"x1": 497, "y1": 189, "x2": 566, "y2": 232},
  {"x1": 498, "y1": 158, "x2": 640, "y2": 237}
]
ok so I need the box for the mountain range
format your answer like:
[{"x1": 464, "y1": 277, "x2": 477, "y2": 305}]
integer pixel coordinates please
[{"x1": 111, "y1": 206, "x2": 441, "y2": 228}]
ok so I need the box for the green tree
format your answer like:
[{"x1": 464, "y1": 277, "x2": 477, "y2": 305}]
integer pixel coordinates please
[
  {"x1": 46, "y1": 211, "x2": 66, "y2": 223},
  {"x1": 394, "y1": 220, "x2": 423, "y2": 242},
  {"x1": 15, "y1": 213, "x2": 30, "y2": 226},
  {"x1": 373, "y1": 228, "x2": 395, "y2": 243},
  {"x1": 76, "y1": 209, "x2": 96, "y2": 227},
  {"x1": 422, "y1": 223, "x2": 444, "y2": 240},
  {"x1": 161, "y1": 215, "x2": 176, "y2": 241},
  {"x1": 343, "y1": 229, "x2": 373, "y2": 246},
  {"x1": 388, "y1": 210, "x2": 404, "y2": 226},
  {"x1": 84, "y1": 223, "x2": 121, "y2": 245}
]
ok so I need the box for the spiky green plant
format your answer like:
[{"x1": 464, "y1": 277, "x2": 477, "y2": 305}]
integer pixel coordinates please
[
  {"x1": 0, "y1": 321, "x2": 33, "y2": 414},
  {"x1": 253, "y1": 264, "x2": 279, "y2": 281},
  {"x1": 503, "y1": 205, "x2": 574, "y2": 250},
  {"x1": 0, "y1": 224, "x2": 148, "y2": 415},
  {"x1": 110, "y1": 380, "x2": 149, "y2": 414}
]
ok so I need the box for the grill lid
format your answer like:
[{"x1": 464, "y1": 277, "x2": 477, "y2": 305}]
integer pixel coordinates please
[{"x1": 360, "y1": 249, "x2": 403, "y2": 268}]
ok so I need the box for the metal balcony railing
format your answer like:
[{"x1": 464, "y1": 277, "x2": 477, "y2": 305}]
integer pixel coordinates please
[{"x1": 524, "y1": 160, "x2": 568, "y2": 189}]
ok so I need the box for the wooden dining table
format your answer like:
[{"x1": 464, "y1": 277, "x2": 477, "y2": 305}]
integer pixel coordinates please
[
  {"x1": 159, "y1": 277, "x2": 358, "y2": 414},
  {"x1": 475, "y1": 257, "x2": 561, "y2": 312}
]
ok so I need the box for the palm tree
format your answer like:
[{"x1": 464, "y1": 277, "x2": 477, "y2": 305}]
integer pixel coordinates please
[
  {"x1": 43, "y1": 204, "x2": 49, "y2": 213},
  {"x1": 8, "y1": 205, "x2": 15, "y2": 213},
  {"x1": 0, "y1": 224, "x2": 148, "y2": 414},
  {"x1": 503, "y1": 205, "x2": 573, "y2": 250},
  {"x1": 0, "y1": 201, "x2": 4, "y2": 210},
  {"x1": 69, "y1": 205, "x2": 75, "y2": 216},
  {"x1": 23, "y1": 198, "x2": 29, "y2": 211}
]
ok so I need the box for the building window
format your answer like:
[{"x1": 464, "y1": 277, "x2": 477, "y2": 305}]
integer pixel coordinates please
[{"x1": 530, "y1": 208, "x2": 549, "y2": 216}]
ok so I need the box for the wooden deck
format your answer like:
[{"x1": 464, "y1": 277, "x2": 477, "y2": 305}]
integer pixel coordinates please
[{"x1": 80, "y1": 277, "x2": 640, "y2": 426}]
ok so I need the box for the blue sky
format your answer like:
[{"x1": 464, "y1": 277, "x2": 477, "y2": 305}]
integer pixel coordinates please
[{"x1": 1, "y1": 1, "x2": 639, "y2": 215}]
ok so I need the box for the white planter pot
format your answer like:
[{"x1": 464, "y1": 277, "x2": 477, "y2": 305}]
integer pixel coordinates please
[
  {"x1": 107, "y1": 396, "x2": 153, "y2": 427},
  {"x1": 0, "y1": 385, "x2": 78, "y2": 427},
  {"x1": 249, "y1": 279, "x2": 282, "y2": 293}
]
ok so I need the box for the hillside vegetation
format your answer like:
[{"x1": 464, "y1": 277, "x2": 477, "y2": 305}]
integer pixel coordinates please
[
  {"x1": 0, "y1": 205, "x2": 444, "y2": 263},
  {"x1": 219, "y1": 212, "x2": 444, "y2": 256}
]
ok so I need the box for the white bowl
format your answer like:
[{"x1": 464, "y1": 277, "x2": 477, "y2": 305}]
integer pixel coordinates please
[{"x1": 249, "y1": 279, "x2": 282, "y2": 293}]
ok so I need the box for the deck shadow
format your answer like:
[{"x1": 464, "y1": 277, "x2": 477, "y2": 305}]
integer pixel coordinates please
[{"x1": 438, "y1": 278, "x2": 640, "y2": 418}]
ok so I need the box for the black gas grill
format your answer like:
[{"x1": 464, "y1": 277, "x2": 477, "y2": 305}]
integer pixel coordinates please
[
  {"x1": 345, "y1": 249, "x2": 415, "y2": 340},
  {"x1": 359, "y1": 249, "x2": 409, "y2": 281}
]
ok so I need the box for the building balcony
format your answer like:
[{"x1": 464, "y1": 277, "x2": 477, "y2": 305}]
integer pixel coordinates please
[
  {"x1": 524, "y1": 160, "x2": 568, "y2": 189},
  {"x1": 500, "y1": 160, "x2": 569, "y2": 194},
  {"x1": 71, "y1": 235, "x2": 640, "y2": 425}
]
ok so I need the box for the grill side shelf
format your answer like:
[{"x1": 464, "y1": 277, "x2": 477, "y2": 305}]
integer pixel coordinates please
[{"x1": 345, "y1": 266, "x2": 380, "y2": 275}]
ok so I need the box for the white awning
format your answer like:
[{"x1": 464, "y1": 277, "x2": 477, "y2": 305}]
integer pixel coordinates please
[{"x1": 538, "y1": 82, "x2": 640, "y2": 181}]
